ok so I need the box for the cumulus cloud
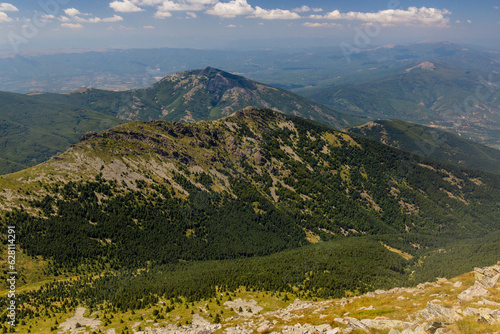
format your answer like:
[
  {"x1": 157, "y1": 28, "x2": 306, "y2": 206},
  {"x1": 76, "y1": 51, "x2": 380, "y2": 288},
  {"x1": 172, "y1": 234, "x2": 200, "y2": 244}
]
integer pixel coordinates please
[
  {"x1": 205, "y1": 0, "x2": 253, "y2": 18},
  {"x1": 64, "y1": 8, "x2": 85, "y2": 17},
  {"x1": 293, "y1": 6, "x2": 322, "y2": 13},
  {"x1": 303, "y1": 22, "x2": 342, "y2": 28},
  {"x1": 61, "y1": 23, "x2": 84, "y2": 29},
  {"x1": 293, "y1": 6, "x2": 311, "y2": 13},
  {"x1": 110, "y1": 0, "x2": 144, "y2": 12},
  {"x1": 249, "y1": 7, "x2": 300, "y2": 20},
  {"x1": 109, "y1": 0, "x2": 220, "y2": 18},
  {"x1": 0, "y1": 2, "x2": 17, "y2": 12},
  {"x1": 104, "y1": 1, "x2": 453, "y2": 25},
  {"x1": 0, "y1": 12, "x2": 11, "y2": 22},
  {"x1": 109, "y1": 0, "x2": 303, "y2": 20},
  {"x1": 310, "y1": 6, "x2": 451, "y2": 27},
  {"x1": 60, "y1": 8, "x2": 124, "y2": 24},
  {"x1": 102, "y1": 15, "x2": 125, "y2": 22},
  {"x1": 206, "y1": 0, "x2": 300, "y2": 19},
  {"x1": 0, "y1": 2, "x2": 17, "y2": 22}
]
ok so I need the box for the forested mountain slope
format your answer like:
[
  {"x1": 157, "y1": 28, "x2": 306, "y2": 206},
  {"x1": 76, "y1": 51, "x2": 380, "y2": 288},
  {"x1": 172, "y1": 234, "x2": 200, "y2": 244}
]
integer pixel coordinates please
[
  {"x1": 347, "y1": 119, "x2": 500, "y2": 174},
  {"x1": 33, "y1": 67, "x2": 361, "y2": 128},
  {"x1": 1, "y1": 107, "x2": 498, "y2": 270}
]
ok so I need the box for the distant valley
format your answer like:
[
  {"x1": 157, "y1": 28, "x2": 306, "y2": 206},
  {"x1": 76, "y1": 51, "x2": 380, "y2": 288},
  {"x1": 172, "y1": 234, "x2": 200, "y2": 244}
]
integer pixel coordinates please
[{"x1": 299, "y1": 60, "x2": 500, "y2": 149}]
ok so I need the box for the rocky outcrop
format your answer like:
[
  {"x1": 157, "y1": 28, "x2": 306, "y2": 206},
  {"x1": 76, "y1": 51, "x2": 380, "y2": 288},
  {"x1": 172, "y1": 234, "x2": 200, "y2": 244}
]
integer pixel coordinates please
[
  {"x1": 417, "y1": 302, "x2": 461, "y2": 322},
  {"x1": 139, "y1": 323, "x2": 221, "y2": 334},
  {"x1": 458, "y1": 263, "x2": 500, "y2": 301}
]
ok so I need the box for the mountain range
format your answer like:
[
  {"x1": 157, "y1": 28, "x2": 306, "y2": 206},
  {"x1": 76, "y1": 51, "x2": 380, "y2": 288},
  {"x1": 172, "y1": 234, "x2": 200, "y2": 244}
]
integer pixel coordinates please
[
  {"x1": 0, "y1": 67, "x2": 359, "y2": 175},
  {"x1": 0, "y1": 41, "x2": 499, "y2": 333},
  {"x1": 299, "y1": 60, "x2": 500, "y2": 149},
  {"x1": 33, "y1": 67, "x2": 359, "y2": 127},
  {"x1": 1, "y1": 42, "x2": 498, "y2": 93},
  {"x1": 2, "y1": 108, "x2": 498, "y2": 265}
]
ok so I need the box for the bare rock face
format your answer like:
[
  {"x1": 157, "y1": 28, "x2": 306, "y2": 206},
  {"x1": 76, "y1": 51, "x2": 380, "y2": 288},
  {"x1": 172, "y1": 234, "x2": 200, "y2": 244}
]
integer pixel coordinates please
[
  {"x1": 417, "y1": 302, "x2": 462, "y2": 322},
  {"x1": 474, "y1": 265, "x2": 500, "y2": 289},
  {"x1": 477, "y1": 309, "x2": 500, "y2": 324},
  {"x1": 457, "y1": 284, "x2": 489, "y2": 302},
  {"x1": 141, "y1": 324, "x2": 220, "y2": 334},
  {"x1": 458, "y1": 263, "x2": 500, "y2": 301},
  {"x1": 343, "y1": 318, "x2": 371, "y2": 333}
]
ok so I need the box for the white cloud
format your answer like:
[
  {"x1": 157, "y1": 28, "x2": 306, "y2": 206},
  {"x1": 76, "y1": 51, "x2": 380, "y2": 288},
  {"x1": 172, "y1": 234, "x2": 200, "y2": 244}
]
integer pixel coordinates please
[
  {"x1": 205, "y1": 0, "x2": 253, "y2": 18},
  {"x1": 110, "y1": 0, "x2": 144, "y2": 12},
  {"x1": 157, "y1": 0, "x2": 209, "y2": 11},
  {"x1": 103, "y1": 15, "x2": 125, "y2": 22},
  {"x1": 153, "y1": 0, "x2": 217, "y2": 18},
  {"x1": 310, "y1": 6, "x2": 451, "y2": 27},
  {"x1": 154, "y1": 10, "x2": 172, "y2": 18},
  {"x1": 119, "y1": 25, "x2": 135, "y2": 30},
  {"x1": 0, "y1": 2, "x2": 17, "y2": 22},
  {"x1": 61, "y1": 23, "x2": 83, "y2": 29},
  {"x1": 467, "y1": 19, "x2": 472, "y2": 24},
  {"x1": 292, "y1": 6, "x2": 322, "y2": 13},
  {"x1": 107, "y1": 0, "x2": 310, "y2": 20},
  {"x1": 226, "y1": 24, "x2": 237, "y2": 27},
  {"x1": 303, "y1": 22, "x2": 342, "y2": 28},
  {"x1": 0, "y1": 3, "x2": 18, "y2": 12},
  {"x1": 293, "y1": 6, "x2": 311, "y2": 13},
  {"x1": 110, "y1": 0, "x2": 218, "y2": 16},
  {"x1": 0, "y1": 11, "x2": 11, "y2": 22},
  {"x1": 64, "y1": 8, "x2": 84, "y2": 17},
  {"x1": 206, "y1": 0, "x2": 300, "y2": 19},
  {"x1": 60, "y1": 9, "x2": 124, "y2": 24},
  {"x1": 143, "y1": 25, "x2": 155, "y2": 29},
  {"x1": 250, "y1": 7, "x2": 300, "y2": 20}
]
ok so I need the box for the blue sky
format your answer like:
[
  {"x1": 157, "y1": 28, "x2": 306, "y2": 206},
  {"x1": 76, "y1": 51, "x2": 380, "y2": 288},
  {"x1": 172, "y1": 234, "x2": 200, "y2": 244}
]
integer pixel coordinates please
[{"x1": 0, "y1": 0, "x2": 499, "y2": 52}]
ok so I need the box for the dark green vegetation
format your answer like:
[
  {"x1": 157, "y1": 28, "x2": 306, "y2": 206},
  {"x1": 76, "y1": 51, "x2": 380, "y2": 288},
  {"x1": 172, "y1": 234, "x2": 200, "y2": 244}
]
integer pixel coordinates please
[
  {"x1": 33, "y1": 67, "x2": 360, "y2": 128},
  {"x1": 0, "y1": 91, "x2": 122, "y2": 174},
  {"x1": 0, "y1": 68, "x2": 359, "y2": 174},
  {"x1": 298, "y1": 60, "x2": 500, "y2": 148},
  {"x1": 0, "y1": 108, "x2": 499, "y2": 323},
  {"x1": 2, "y1": 238, "x2": 409, "y2": 316},
  {"x1": 347, "y1": 119, "x2": 500, "y2": 174},
  {"x1": 2, "y1": 232, "x2": 500, "y2": 320}
]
